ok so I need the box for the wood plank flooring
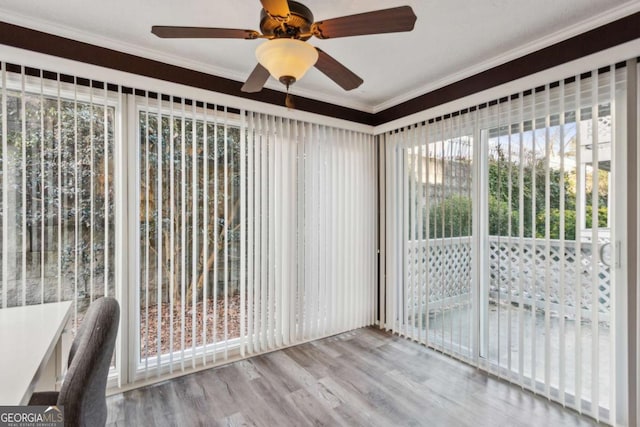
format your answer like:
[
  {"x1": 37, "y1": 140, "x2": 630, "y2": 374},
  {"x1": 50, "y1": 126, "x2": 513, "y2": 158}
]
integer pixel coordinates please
[{"x1": 106, "y1": 327, "x2": 600, "y2": 426}]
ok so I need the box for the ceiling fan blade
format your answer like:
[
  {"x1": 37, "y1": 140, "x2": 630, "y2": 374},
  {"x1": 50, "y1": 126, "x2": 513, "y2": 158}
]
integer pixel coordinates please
[
  {"x1": 259, "y1": 0, "x2": 290, "y2": 21},
  {"x1": 241, "y1": 63, "x2": 271, "y2": 93},
  {"x1": 312, "y1": 6, "x2": 417, "y2": 39},
  {"x1": 151, "y1": 26, "x2": 260, "y2": 39},
  {"x1": 314, "y1": 48, "x2": 363, "y2": 91}
]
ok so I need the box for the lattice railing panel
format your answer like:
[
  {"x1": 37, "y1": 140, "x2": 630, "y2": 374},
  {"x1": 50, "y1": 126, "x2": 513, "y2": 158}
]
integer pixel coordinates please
[
  {"x1": 488, "y1": 237, "x2": 611, "y2": 316},
  {"x1": 406, "y1": 236, "x2": 611, "y2": 317},
  {"x1": 407, "y1": 238, "x2": 472, "y2": 308}
]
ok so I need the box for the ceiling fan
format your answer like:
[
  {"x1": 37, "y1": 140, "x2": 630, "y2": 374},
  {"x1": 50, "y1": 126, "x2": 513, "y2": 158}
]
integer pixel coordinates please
[{"x1": 152, "y1": 0, "x2": 417, "y2": 107}]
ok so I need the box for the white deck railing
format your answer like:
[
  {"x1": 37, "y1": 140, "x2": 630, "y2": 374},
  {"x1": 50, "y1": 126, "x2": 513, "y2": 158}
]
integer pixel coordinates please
[{"x1": 407, "y1": 236, "x2": 611, "y2": 321}]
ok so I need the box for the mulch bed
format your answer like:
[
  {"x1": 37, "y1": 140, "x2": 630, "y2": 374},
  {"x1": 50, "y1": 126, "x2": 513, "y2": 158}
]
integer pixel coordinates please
[{"x1": 139, "y1": 294, "x2": 241, "y2": 357}]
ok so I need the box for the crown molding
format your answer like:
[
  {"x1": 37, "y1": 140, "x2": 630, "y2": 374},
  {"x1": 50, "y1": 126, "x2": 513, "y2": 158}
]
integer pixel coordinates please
[
  {"x1": 372, "y1": 0, "x2": 640, "y2": 113},
  {"x1": 0, "y1": 7, "x2": 246, "y2": 81},
  {"x1": 374, "y1": 10, "x2": 640, "y2": 125},
  {"x1": 373, "y1": 38, "x2": 640, "y2": 134}
]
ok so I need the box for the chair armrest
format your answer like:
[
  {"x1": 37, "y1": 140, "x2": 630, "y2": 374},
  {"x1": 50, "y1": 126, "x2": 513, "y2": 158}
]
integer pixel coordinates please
[{"x1": 28, "y1": 391, "x2": 59, "y2": 405}]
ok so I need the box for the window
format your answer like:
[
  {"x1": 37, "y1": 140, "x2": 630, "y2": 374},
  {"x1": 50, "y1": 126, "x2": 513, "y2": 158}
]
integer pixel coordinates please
[
  {"x1": 136, "y1": 99, "x2": 242, "y2": 371},
  {"x1": 0, "y1": 68, "x2": 116, "y2": 332}
]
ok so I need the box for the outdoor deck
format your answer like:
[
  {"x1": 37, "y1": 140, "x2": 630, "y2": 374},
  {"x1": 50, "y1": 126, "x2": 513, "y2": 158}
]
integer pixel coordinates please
[{"x1": 426, "y1": 302, "x2": 611, "y2": 413}]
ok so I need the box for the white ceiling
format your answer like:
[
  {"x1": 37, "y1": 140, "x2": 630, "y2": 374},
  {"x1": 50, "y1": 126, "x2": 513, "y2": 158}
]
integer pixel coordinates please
[{"x1": 1, "y1": 0, "x2": 639, "y2": 113}]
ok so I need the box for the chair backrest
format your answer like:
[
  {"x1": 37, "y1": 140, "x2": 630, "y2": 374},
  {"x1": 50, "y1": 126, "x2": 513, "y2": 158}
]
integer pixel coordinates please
[{"x1": 58, "y1": 297, "x2": 119, "y2": 427}]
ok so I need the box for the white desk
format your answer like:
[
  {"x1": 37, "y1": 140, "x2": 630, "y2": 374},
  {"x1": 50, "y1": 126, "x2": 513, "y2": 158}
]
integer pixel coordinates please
[{"x1": 0, "y1": 301, "x2": 73, "y2": 405}]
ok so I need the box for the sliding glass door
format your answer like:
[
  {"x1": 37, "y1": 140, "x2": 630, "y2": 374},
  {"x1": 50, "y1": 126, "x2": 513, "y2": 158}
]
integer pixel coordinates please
[
  {"x1": 390, "y1": 120, "x2": 474, "y2": 357},
  {"x1": 384, "y1": 63, "x2": 628, "y2": 425},
  {"x1": 386, "y1": 118, "x2": 475, "y2": 361},
  {"x1": 480, "y1": 71, "x2": 622, "y2": 420}
]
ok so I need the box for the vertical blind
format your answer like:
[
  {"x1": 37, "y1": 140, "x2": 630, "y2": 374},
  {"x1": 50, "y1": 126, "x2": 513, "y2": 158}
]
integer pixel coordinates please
[
  {"x1": 384, "y1": 113, "x2": 475, "y2": 356},
  {"x1": 134, "y1": 95, "x2": 377, "y2": 378},
  {"x1": 384, "y1": 64, "x2": 627, "y2": 424},
  {"x1": 0, "y1": 63, "x2": 117, "y2": 336},
  {"x1": 135, "y1": 95, "x2": 241, "y2": 376},
  {"x1": 243, "y1": 112, "x2": 377, "y2": 356}
]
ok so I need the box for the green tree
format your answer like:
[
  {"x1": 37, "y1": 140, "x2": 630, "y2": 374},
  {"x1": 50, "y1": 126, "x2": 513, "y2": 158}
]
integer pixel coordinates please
[
  {"x1": 427, "y1": 194, "x2": 471, "y2": 238},
  {"x1": 2, "y1": 90, "x2": 241, "y2": 309},
  {"x1": 4, "y1": 92, "x2": 114, "y2": 304},
  {"x1": 488, "y1": 195, "x2": 517, "y2": 236},
  {"x1": 487, "y1": 144, "x2": 595, "y2": 240},
  {"x1": 536, "y1": 209, "x2": 576, "y2": 240},
  {"x1": 426, "y1": 193, "x2": 518, "y2": 238},
  {"x1": 139, "y1": 112, "x2": 241, "y2": 306}
]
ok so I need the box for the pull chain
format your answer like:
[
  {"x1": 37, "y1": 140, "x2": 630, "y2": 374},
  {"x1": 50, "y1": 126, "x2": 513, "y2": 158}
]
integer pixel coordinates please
[{"x1": 285, "y1": 82, "x2": 295, "y2": 109}]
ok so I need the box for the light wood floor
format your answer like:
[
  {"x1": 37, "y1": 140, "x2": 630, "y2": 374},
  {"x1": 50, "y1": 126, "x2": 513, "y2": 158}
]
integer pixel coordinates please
[{"x1": 106, "y1": 327, "x2": 600, "y2": 426}]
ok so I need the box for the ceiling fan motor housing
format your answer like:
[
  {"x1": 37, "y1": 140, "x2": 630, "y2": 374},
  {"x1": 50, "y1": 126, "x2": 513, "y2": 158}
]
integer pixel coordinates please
[{"x1": 260, "y1": 1, "x2": 314, "y2": 40}]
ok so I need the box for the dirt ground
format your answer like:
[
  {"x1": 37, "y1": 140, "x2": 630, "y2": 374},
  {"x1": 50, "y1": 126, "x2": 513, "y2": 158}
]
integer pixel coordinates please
[{"x1": 139, "y1": 294, "x2": 241, "y2": 357}]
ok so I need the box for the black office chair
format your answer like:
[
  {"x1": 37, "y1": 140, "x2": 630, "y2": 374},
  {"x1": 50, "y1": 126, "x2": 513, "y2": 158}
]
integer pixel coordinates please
[{"x1": 29, "y1": 297, "x2": 120, "y2": 427}]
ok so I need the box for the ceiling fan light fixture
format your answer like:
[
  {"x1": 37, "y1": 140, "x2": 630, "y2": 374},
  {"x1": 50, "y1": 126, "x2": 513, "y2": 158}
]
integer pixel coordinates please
[{"x1": 255, "y1": 38, "x2": 318, "y2": 85}]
